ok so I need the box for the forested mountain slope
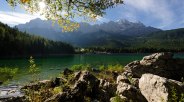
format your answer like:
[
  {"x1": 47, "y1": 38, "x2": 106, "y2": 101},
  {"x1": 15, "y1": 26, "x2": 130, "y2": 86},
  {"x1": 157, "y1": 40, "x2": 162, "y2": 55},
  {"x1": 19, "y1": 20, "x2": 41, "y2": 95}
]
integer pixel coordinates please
[{"x1": 0, "y1": 22, "x2": 74, "y2": 57}]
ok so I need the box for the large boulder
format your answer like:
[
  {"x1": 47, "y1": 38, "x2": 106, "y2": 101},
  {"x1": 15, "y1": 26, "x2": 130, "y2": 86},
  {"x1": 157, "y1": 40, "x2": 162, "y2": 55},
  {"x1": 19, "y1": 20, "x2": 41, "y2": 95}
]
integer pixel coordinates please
[
  {"x1": 99, "y1": 79, "x2": 117, "y2": 101},
  {"x1": 124, "y1": 52, "x2": 184, "y2": 81},
  {"x1": 45, "y1": 81, "x2": 88, "y2": 102},
  {"x1": 139, "y1": 74, "x2": 184, "y2": 102},
  {"x1": 45, "y1": 71, "x2": 101, "y2": 102}
]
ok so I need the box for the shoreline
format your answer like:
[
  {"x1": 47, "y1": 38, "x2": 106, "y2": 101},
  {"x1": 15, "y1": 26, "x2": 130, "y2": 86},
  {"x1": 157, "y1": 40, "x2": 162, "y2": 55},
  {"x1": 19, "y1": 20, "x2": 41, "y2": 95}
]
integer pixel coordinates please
[{"x1": 0, "y1": 52, "x2": 184, "y2": 101}]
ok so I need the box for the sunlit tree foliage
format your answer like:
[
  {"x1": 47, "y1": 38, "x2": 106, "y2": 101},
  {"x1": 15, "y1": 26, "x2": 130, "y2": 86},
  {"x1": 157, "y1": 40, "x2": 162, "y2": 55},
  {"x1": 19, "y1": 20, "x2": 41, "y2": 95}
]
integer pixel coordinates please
[{"x1": 6, "y1": 0, "x2": 123, "y2": 31}]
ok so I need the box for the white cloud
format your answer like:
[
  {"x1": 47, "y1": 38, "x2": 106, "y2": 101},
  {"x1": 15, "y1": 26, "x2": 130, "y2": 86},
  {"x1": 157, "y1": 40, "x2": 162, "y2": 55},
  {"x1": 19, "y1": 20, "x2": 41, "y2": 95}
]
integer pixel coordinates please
[
  {"x1": 123, "y1": 0, "x2": 175, "y2": 29},
  {"x1": 96, "y1": 16, "x2": 110, "y2": 23},
  {"x1": 0, "y1": 11, "x2": 45, "y2": 26}
]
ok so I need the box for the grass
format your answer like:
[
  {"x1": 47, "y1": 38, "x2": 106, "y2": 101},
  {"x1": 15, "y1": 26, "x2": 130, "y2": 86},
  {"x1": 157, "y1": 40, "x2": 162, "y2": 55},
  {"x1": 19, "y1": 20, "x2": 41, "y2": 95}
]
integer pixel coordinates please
[
  {"x1": 101, "y1": 64, "x2": 124, "y2": 72},
  {"x1": 70, "y1": 64, "x2": 124, "y2": 72},
  {"x1": 70, "y1": 64, "x2": 92, "y2": 71}
]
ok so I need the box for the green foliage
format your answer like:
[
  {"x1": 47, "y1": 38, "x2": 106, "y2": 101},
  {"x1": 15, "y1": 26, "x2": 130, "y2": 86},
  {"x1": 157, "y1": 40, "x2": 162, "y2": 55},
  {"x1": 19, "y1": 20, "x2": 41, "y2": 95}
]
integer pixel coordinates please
[
  {"x1": 28, "y1": 56, "x2": 40, "y2": 74},
  {"x1": 169, "y1": 86, "x2": 184, "y2": 102},
  {"x1": 99, "y1": 65, "x2": 105, "y2": 71},
  {"x1": 170, "y1": 87, "x2": 178, "y2": 102},
  {"x1": 98, "y1": 64, "x2": 124, "y2": 72},
  {"x1": 111, "y1": 95, "x2": 125, "y2": 102},
  {"x1": 27, "y1": 56, "x2": 41, "y2": 83},
  {"x1": 106, "y1": 64, "x2": 124, "y2": 72},
  {"x1": 52, "y1": 87, "x2": 62, "y2": 94},
  {"x1": 0, "y1": 22, "x2": 74, "y2": 58},
  {"x1": 25, "y1": 86, "x2": 53, "y2": 102},
  {"x1": 70, "y1": 64, "x2": 124, "y2": 72},
  {"x1": 70, "y1": 64, "x2": 92, "y2": 71},
  {"x1": 0, "y1": 67, "x2": 18, "y2": 82},
  {"x1": 180, "y1": 94, "x2": 184, "y2": 102},
  {"x1": 70, "y1": 64, "x2": 84, "y2": 71}
]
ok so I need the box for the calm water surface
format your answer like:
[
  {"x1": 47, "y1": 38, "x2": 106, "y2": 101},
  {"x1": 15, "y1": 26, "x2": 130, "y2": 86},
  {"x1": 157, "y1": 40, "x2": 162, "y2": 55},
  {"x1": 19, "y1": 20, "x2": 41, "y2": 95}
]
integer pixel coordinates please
[{"x1": 0, "y1": 53, "x2": 183, "y2": 84}]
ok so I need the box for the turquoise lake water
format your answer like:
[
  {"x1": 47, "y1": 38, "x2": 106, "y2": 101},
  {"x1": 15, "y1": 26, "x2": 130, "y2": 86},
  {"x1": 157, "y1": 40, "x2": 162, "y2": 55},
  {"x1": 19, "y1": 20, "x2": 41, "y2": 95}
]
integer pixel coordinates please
[{"x1": 0, "y1": 53, "x2": 183, "y2": 84}]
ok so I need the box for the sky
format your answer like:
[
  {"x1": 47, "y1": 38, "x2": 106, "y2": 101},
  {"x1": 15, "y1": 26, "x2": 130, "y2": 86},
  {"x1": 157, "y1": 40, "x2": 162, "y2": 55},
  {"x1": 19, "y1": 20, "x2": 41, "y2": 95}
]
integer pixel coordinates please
[{"x1": 0, "y1": 0, "x2": 184, "y2": 30}]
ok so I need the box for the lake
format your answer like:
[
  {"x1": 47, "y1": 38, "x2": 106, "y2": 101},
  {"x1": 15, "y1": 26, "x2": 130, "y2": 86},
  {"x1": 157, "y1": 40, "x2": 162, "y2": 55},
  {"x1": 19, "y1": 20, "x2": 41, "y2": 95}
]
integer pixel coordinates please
[{"x1": 0, "y1": 53, "x2": 183, "y2": 84}]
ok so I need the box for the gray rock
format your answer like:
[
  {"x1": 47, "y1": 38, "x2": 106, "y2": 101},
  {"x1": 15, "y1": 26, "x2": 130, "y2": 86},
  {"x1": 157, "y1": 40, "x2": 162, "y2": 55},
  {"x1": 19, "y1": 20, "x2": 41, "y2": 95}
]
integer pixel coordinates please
[
  {"x1": 139, "y1": 74, "x2": 184, "y2": 102},
  {"x1": 116, "y1": 73, "x2": 130, "y2": 84},
  {"x1": 21, "y1": 80, "x2": 54, "y2": 90},
  {"x1": 99, "y1": 79, "x2": 117, "y2": 100},
  {"x1": 142, "y1": 52, "x2": 173, "y2": 60},
  {"x1": 0, "y1": 96, "x2": 27, "y2": 102},
  {"x1": 45, "y1": 81, "x2": 88, "y2": 102},
  {"x1": 131, "y1": 78, "x2": 139, "y2": 88},
  {"x1": 45, "y1": 71, "x2": 101, "y2": 102},
  {"x1": 124, "y1": 52, "x2": 184, "y2": 81},
  {"x1": 116, "y1": 82, "x2": 147, "y2": 102}
]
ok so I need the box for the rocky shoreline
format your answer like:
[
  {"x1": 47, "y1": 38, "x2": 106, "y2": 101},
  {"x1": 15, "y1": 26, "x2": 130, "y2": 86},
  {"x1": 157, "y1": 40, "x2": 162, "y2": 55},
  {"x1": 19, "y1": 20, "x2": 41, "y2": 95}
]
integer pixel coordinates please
[{"x1": 0, "y1": 52, "x2": 184, "y2": 102}]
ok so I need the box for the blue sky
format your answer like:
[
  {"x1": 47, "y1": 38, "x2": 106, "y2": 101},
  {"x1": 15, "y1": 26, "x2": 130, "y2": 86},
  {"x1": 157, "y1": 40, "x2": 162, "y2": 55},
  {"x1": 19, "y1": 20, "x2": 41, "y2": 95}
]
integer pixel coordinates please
[{"x1": 0, "y1": 0, "x2": 184, "y2": 30}]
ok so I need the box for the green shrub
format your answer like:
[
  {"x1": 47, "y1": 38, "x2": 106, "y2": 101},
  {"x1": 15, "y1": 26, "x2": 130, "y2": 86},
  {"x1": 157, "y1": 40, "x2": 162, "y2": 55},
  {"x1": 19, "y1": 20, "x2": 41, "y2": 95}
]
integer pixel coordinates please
[
  {"x1": 28, "y1": 56, "x2": 40, "y2": 74},
  {"x1": 169, "y1": 86, "x2": 184, "y2": 102},
  {"x1": 28, "y1": 56, "x2": 40, "y2": 83},
  {"x1": 0, "y1": 67, "x2": 18, "y2": 82}
]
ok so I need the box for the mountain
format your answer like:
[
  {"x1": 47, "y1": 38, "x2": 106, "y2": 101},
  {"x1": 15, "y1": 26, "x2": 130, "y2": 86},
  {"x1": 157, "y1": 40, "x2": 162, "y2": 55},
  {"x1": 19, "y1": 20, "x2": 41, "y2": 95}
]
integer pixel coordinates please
[
  {"x1": 0, "y1": 22, "x2": 74, "y2": 57},
  {"x1": 122, "y1": 28, "x2": 184, "y2": 52},
  {"x1": 146, "y1": 28, "x2": 184, "y2": 39},
  {"x1": 17, "y1": 18, "x2": 161, "y2": 47}
]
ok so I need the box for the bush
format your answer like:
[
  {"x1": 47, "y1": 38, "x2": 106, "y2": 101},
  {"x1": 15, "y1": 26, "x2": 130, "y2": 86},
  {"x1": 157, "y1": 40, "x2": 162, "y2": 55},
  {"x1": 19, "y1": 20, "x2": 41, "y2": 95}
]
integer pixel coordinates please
[
  {"x1": 0, "y1": 67, "x2": 18, "y2": 82},
  {"x1": 28, "y1": 56, "x2": 40, "y2": 74}
]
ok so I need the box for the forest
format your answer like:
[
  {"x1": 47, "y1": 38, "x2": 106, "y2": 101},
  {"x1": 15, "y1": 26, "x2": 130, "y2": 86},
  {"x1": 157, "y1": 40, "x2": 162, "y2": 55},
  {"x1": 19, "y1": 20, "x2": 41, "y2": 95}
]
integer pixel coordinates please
[
  {"x1": 83, "y1": 28, "x2": 184, "y2": 53},
  {"x1": 0, "y1": 22, "x2": 74, "y2": 58}
]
